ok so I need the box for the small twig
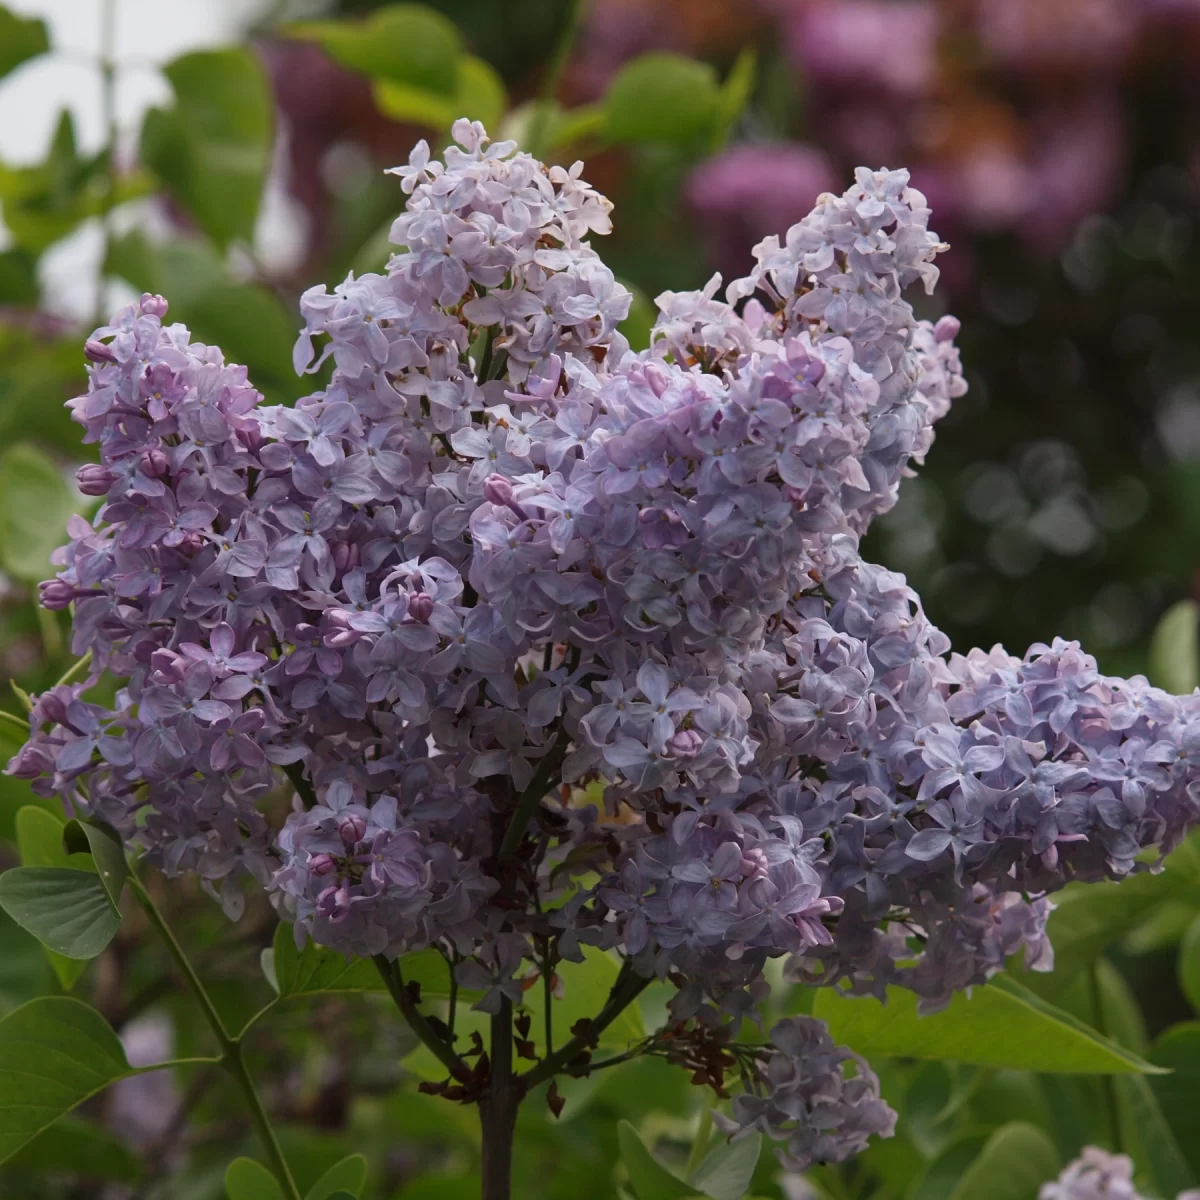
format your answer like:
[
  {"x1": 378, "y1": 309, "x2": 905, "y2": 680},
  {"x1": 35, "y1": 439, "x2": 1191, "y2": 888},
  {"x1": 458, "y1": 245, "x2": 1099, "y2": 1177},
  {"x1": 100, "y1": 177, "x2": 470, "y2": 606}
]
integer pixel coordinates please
[
  {"x1": 372, "y1": 956, "x2": 470, "y2": 1082},
  {"x1": 497, "y1": 730, "x2": 570, "y2": 862}
]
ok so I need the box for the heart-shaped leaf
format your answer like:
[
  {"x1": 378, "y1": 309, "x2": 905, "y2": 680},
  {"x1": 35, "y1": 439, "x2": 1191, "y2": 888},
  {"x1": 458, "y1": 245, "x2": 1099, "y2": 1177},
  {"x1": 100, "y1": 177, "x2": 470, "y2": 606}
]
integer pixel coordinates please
[
  {"x1": 618, "y1": 1121, "x2": 698, "y2": 1200},
  {"x1": 0, "y1": 867, "x2": 120, "y2": 959},
  {"x1": 225, "y1": 1156, "x2": 285, "y2": 1200},
  {"x1": 688, "y1": 1132, "x2": 761, "y2": 1200},
  {"x1": 305, "y1": 1152, "x2": 367, "y2": 1199},
  {"x1": 62, "y1": 818, "x2": 128, "y2": 912}
]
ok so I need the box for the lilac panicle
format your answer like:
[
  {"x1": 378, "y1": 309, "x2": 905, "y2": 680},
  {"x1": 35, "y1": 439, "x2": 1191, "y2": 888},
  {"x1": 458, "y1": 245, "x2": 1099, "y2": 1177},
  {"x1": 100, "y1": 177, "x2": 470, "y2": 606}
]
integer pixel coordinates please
[{"x1": 12, "y1": 118, "x2": 1200, "y2": 1169}]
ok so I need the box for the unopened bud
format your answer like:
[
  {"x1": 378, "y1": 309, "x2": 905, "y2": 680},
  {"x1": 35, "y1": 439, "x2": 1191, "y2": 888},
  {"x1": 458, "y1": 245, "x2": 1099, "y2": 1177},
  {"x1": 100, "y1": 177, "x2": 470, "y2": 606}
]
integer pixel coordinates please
[
  {"x1": 666, "y1": 729, "x2": 704, "y2": 759},
  {"x1": 408, "y1": 592, "x2": 434, "y2": 623},
  {"x1": 139, "y1": 293, "x2": 169, "y2": 319},
  {"x1": 76, "y1": 463, "x2": 116, "y2": 496},
  {"x1": 482, "y1": 473, "x2": 514, "y2": 506},
  {"x1": 140, "y1": 448, "x2": 169, "y2": 478},
  {"x1": 338, "y1": 814, "x2": 367, "y2": 846},
  {"x1": 39, "y1": 579, "x2": 77, "y2": 611},
  {"x1": 84, "y1": 339, "x2": 116, "y2": 363},
  {"x1": 310, "y1": 853, "x2": 337, "y2": 877}
]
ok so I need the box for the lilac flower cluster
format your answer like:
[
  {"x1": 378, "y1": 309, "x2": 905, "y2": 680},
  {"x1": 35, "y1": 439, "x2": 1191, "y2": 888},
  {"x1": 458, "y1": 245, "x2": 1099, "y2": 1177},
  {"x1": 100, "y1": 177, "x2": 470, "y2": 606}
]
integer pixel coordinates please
[
  {"x1": 13, "y1": 120, "x2": 1200, "y2": 1171},
  {"x1": 1039, "y1": 1146, "x2": 1200, "y2": 1200},
  {"x1": 714, "y1": 1016, "x2": 896, "y2": 1169}
]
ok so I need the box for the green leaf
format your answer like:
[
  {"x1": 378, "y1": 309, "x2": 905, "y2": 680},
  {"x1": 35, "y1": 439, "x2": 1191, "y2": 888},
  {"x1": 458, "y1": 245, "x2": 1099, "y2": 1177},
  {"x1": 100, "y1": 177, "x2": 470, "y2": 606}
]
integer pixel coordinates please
[
  {"x1": 15, "y1": 806, "x2": 93, "y2": 990},
  {"x1": 284, "y1": 5, "x2": 461, "y2": 92},
  {"x1": 271, "y1": 922, "x2": 460, "y2": 1001},
  {"x1": 1029, "y1": 834, "x2": 1200, "y2": 990},
  {"x1": 141, "y1": 49, "x2": 272, "y2": 249},
  {"x1": 8, "y1": 1116, "x2": 138, "y2": 1180},
  {"x1": 0, "y1": 443, "x2": 77, "y2": 583},
  {"x1": 523, "y1": 946, "x2": 646, "y2": 1056},
  {"x1": 1117, "y1": 1073, "x2": 1197, "y2": 1196},
  {"x1": 372, "y1": 54, "x2": 507, "y2": 136},
  {"x1": 688, "y1": 1132, "x2": 761, "y2": 1200},
  {"x1": 617, "y1": 1121, "x2": 699, "y2": 1200},
  {"x1": 1180, "y1": 913, "x2": 1200, "y2": 1013},
  {"x1": 225, "y1": 1156, "x2": 286, "y2": 1200},
  {"x1": 305, "y1": 1152, "x2": 367, "y2": 1199},
  {"x1": 604, "y1": 53, "x2": 721, "y2": 147},
  {"x1": 813, "y1": 975, "x2": 1163, "y2": 1074},
  {"x1": 63, "y1": 818, "x2": 128, "y2": 913},
  {"x1": 945, "y1": 1122, "x2": 1059, "y2": 1200},
  {"x1": 1150, "y1": 599, "x2": 1199, "y2": 694},
  {"x1": 909, "y1": 1132, "x2": 991, "y2": 1200},
  {"x1": 0, "y1": 867, "x2": 121, "y2": 959},
  {"x1": 714, "y1": 48, "x2": 756, "y2": 148},
  {"x1": 1150, "y1": 1022, "x2": 1200, "y2": 1180},
  {"x1": 0, "y1": 997, "x2": 134, "y2": 1164},
  {"x1": 0, "y1": 6, "x2": 49, "y2": 81}
]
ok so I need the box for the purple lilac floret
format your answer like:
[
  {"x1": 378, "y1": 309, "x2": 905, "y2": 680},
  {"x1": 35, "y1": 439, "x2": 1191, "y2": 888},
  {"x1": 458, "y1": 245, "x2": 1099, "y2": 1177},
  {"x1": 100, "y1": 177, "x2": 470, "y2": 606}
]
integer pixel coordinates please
[
  {"x1": 12, "y1": 118, "x2": 1200, "y2": 1171},
  {"x1": 1039, "y1": 1146, "x2": 1200, "y2": 1200}
]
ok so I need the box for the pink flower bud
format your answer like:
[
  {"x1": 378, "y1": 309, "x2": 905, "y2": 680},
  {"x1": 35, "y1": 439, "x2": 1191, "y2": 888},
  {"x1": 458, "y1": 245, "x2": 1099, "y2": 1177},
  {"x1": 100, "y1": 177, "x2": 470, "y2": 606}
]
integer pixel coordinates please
[
  {"x1": 140, "y1": 448, "x2": 169, "y2": 478},
  {"x1": 408, "y1": 591, "x2": 434, "y2": 623},
  {"x1": 150, "y1": 648, "x2": 186, "y2": 682},
  {"x1": 76, "y1": 464, "x2": 116, "y2": 496},
  {"x1": 33, "y1": 688, "x2": 70, "y2": 727},
  {"x1": 934, "y1": 315, "x2": 961, "y2": 343},
  {"x1": 84, "y1": 339, "x2": 116, "y2": 363},
  {"x1": 339, "y1": 814, "x2": 367, "y2": 846},
  {"x1": 667, "y1": 729, "x2": 705, "y2": 759},
  {"x1": 39, "y1": 579, "x2": 76, "y2": 610},
  {"x1": 317, "y1": 884, "x2": 352, "y2": 923},
  {"x1": 482, "y1": 473, "x2": 514, "y2": 506},
  {"x1": 7, "y1": 743, "x2": 52, "y2": 778},
  {"x1": 139, "y1": 293, "x2": 169, "y2": 319},
  {"x1": 310, "y1": 853, "x2": 337, "y2": 877}
]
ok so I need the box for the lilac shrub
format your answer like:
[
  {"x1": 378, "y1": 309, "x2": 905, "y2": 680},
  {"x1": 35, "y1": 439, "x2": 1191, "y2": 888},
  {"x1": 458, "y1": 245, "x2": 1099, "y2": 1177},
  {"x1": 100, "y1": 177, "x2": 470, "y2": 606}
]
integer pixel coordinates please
[{"x1": 12, "y1": 119, "x2": 1200, "y2": 1182}]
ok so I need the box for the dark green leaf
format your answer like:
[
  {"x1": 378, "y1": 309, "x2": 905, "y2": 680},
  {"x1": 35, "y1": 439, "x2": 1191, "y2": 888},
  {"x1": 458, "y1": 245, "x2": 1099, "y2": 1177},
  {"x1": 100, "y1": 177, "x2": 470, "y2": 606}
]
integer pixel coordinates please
[
  {"x1": 225, "y1": 1155, "x2": 286, "y2": 1200},
  {"x1": 305, "y1": 1152, "x2": 367, "y2": 1199},
  {"x1": 1179, "y1": 913, "x2": 1200, "y2": 1013},
  {"x1": 604, "y1": 53, "x2": 721, "y2": 147},
  {"x1": 714, "y1": 48, "x2": 756, "y2": 148},
  {"x1": 284, "y1": 6, "x2": 461, "y2": 92},
  {"x1": 0, "y1": 248, "x2": 37, "y2": 305},
  {"x1": 1149, "y1": 599, "x2": 1199, "y2": 693},
  {"x1": 8, "y1": 1116, "x2": 138, "y2": 1180},
  {"x1": 1117, "y1": 1073, "x2": 1196, "y2": 1196},
  {"x1": 0, "y1": 6, "x2": 49, "y2": 81},
  {"x1": 617, "y1": 1121, "x2": 699, "y2": 1200},
  {"x1": 0, "y1": 443, "x2": 78, "y2": 583},
  {"x1": 63, "y1": 818, "x2": 129, "y2": 913},
  {"x1": 908, "y1": 1132, "x2": 990, "y2": 1200},
  {"x1": 812, "y1": 975, "x2": 1163, "y2": 1074},
  {"x1": 141, "y1": 49, "x2": 272, "y2": 249},
  {"x1": 0, "y1": 867, "x2": 120, "y2": 959},
  {"x1": 688, "y1": 1132, "x2": 761, "y2": 1200},
  {"x1": 1150, "y1": 1022, "x2": 1200, "y2": 1180},
  {"x1": 945, "y1": 1122, "x2": 1059, "y2": 1200},
  {"x1": 0, "y1": 997, "x2": 134, "y2": 1164}
]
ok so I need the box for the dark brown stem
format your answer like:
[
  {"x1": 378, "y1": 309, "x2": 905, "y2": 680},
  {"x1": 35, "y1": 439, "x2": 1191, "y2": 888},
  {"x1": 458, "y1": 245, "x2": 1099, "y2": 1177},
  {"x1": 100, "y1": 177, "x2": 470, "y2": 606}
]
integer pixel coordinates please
[{"x1": 480, "y1": 996, "x2": 521, "y2": 1200}]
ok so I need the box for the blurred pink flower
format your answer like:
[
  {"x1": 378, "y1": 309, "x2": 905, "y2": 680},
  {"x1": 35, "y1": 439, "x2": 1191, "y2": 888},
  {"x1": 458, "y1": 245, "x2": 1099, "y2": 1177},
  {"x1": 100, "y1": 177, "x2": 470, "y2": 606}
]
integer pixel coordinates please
[
  {"x1": 783, "y1": 0, "x2": 940, "y2": 95},
  {"x1": 973, "y1": 0, "x2": 1138, "y2": 72},
  {"x1": 686, "y1": 142, "x2": 839, "y2": 278}
]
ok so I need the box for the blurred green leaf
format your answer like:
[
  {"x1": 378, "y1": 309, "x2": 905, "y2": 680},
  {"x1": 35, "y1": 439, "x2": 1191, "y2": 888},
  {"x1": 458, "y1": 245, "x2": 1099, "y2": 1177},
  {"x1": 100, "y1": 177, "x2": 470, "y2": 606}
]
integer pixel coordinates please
[
  {"x1": 813, "y1": 975, "x2": 1163, "y2": 1074},
  {"x1": 0, "y1": 997, "x2": 135, "y2": 1164},
  {"x1": 1149, "y1": 598, "x2": 1199, "y2": 693},
  {"x1": 7, "y1": 1115, "x2": 138, "y2": 1180},
  {"x1": 1181, "y1": 913, "x2": 1200, "y2": 1014},
  {"x1": 619, "y1": 280, "x2": 655, "y2": 352},
  {"x1": 617, "y1": 1121, "x2": 698, "y2": 1200},
  {"x1": 714, "y1": 48, "x2": 756, "y2": 148},
  {"x1": 1118, "y1": 1073, "x2": 1196, "y2": 1196},
  {"x1": 604, "y1": 53, "x2": 721, "y2": 147},
  {"x1": 945, "y1": 1122, "x2": 1059, "y2": 1200},
  {"x1": 15, "y1": 806, "x2": 94, "y2": 991},
  {"x1": 0, "y1": 112, "x2": 148, "y2": 254},
  {"x1": 225, "y1": 1156, "x2": 285, "y2": 1200},
  {"x1": 688, "y1": 1132, "x2": 760, "y2": 1200},
  {"x1": 304, "y1": 1152, "x2": 367, "y2": 1200},
  {"x1": 0, "y1": 442, "x2": 77, "y2": 583},
  {"x1": 523, "y1": 946, "x2": 646, "y2": 1056},
  {"x1": 141, "y1": 49, "x2": 272, "y2": 250},
  {"x1": 0, "y1": 6, "x2": 49, "y2": 81},
  {"x1": 372, "y1": 53, "x2": 506, "y2": 135},
  {"x1": 284, "y1": 5, "x2": 461, "y2": 92},
  {"x1": 1150, "y1": 1022, "x2": 1200, "y2": 1180},
  {"x1": 0, "y1": 868, "x2": 120, "y2": 960},
  {"x1": 0, "y1": 249, "x2": 36, "y2": 305},
  {"x1": 909, "y1": 1131, "x2": 991, "y2": 1200}
]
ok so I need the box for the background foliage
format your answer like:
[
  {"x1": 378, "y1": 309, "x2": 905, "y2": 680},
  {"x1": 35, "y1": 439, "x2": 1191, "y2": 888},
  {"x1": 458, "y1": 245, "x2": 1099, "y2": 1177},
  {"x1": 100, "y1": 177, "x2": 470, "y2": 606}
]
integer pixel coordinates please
[{"x1": 3, "y1": 0, "x2": 1200, "y2": 1196}]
